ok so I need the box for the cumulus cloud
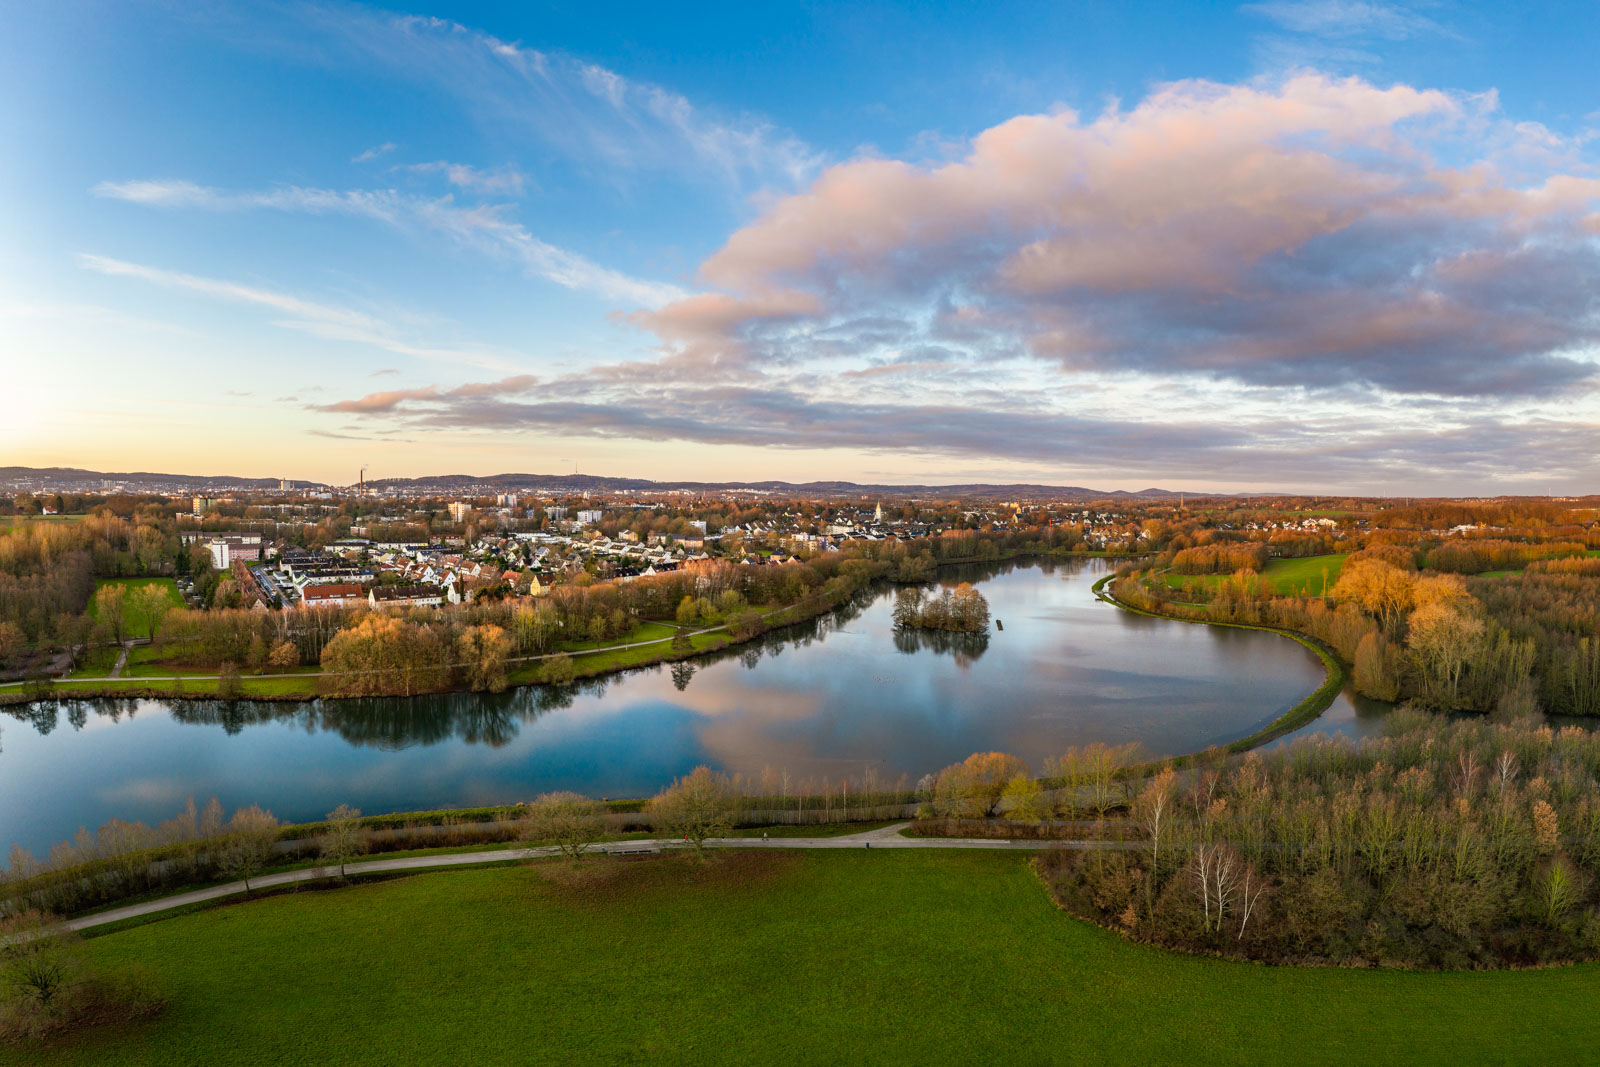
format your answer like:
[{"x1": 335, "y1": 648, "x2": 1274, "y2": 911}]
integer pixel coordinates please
[{"x1": 627, "y1": 73, "x2": 1600, "y2": 399}]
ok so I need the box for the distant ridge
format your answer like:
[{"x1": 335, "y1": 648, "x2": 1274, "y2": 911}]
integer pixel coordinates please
[
  {"x1": 0, "y1": 467, "x2": 325, "y2": 490},
  {"x1": 0, "y1": 465, "x2": 1248, "y2": 501}
]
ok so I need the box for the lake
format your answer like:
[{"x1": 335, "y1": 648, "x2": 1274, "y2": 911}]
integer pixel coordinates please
[{"x1": 1, "y1": 558, "x2": 1371, "y2": 856}]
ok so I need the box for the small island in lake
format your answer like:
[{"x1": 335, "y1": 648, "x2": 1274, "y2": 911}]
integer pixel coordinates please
[{"x1": 892, "y1": 582, "x2": 992, "y2": 633}]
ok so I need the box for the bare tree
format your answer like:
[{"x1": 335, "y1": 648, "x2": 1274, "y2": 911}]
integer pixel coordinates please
[
  {"x1": 649, "y1": 766, "x2": 736, "y2": 853},
  {"x1": 318, "y1": 804, "x2": 367, "y2": 878},
  {"x1": 1192, "y1": 844, "x2": 1240, "y2": 934},
  {"x1": 217, "y1": 806, "x2": 279, "y2": 893},
  {"x1": 517, "y1": 792, "x2": 610, "y2": 861},
  {"x1": 1137, "y1": 767, "x2": 1177, "y2": 878},
  {"x1": 1236, "y1": 864, "x2": 1267, "y2": 941}
]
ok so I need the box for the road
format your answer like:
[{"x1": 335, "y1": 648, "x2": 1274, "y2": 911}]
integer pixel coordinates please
[{"x1": 62, "y1": 823, "x2": 1123, "y2": 934}]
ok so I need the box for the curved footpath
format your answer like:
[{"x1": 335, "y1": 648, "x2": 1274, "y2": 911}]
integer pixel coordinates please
[{"x1": 63, "y1": 823, "x2": 1128, "y2": 934}]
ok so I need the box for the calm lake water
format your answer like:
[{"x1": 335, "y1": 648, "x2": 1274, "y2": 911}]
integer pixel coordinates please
[{"x1": 1, "y1": 558, "x2": 1377, "y2": 856}]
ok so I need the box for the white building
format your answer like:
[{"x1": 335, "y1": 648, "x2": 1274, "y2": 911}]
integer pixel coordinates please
[
  {"x1": 448, "y1": 501, "x2": 471, "y2": 523},
  {"x1": 577, "y1": 509, "x2": 604, "y2": 525},
  {"x1": 207, "y1": 539, "x2": 232, "y2": 570}
]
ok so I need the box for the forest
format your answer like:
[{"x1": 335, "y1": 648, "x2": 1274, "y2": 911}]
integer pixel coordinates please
[
  {"x1": 1039, "y1": 712, "x2": 1600, "y2": 968},
  {"x1": 1123, "y1": 507, "x2": 1600, "y2": 718}
]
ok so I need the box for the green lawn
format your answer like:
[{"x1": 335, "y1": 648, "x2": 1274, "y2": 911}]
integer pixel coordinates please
[
  {"x1": 1163, "y1": 553, "x2": 1346, "y2": 598},
  {"x1": 555, "y1": 618, "x2": 679, "y2": 652},
  {"x1": 18, "y1": 850, "x2": 1600, "y2": 1065},
  {"x1": 1259, "y1": 552, "x2": 1346, "y2": 595},
  {"x1": 87, "y1": 578, "x2": 185, "y2": 637},
  {"x1": 41, "y1": 674, "x2": 319, "y2": 698}
]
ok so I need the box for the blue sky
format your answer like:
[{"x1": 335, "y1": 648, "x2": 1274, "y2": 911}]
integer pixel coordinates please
[{"x1": 4, "y1": 1, "x2": 1598, "y2": 492}]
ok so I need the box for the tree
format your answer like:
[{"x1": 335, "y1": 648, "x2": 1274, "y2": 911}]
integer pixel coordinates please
[
  {"x1": 1352, "y1": 631, "x2": 1402, "y2": 701},
  {"x1": 0, "y1": 621, "x2": 22, "y2": 665},
  {"x1": 933, "y1": 752, "x2": 1028, "y2": 817},
  {"x1": 540, "y1": 652, "x2": 576, "y2": 684},
  {"x1": 267, "y1": 640, "x2": 299, "y2": 671},
  {"x1": 318, "y1": 804, "x2": 366, "y2": 878},
  {"x1": 217, "y1": 805, "x2": 279, "y2": 892},
  {"x1": 1001, "y1": 773, "x2": 1048, "y2": 824},
  {"x1": 1406, "y1": 603, "x2": 1485, "y2": 707},
  {"x1": 518, "y1": 792, "x2": 610, "y2": 861},
  {"x1": 1332, "y1": 558, "x2": 1413, "y2": 632},
  {"x1": 649, "y1": 766, "x2": 736, "y2": 853},
  {"x1": 727, "y1": 609, "x2": 765, "y2": 641},
  {"x1": 216, "y1": 661, "x2": 241, "y2": 700},
  {"x1": 133, "y1": 583, "x2": 172, "y2": 642},
  {"x1": 458, "y1": 624, "x2": 512, "y2": 692},
  {"x1": 1137, "y1": 767, "x2": 1177, "y2": 879},
  {"x1": 94, "y1": 584, "x2": 127, "y2": 646}
]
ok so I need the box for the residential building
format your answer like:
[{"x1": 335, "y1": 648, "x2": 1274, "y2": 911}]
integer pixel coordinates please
[
  {"x1": 369, "y1": 584, "x2": 446, "y2": 609},
  {"x1": 297, "y1": 583, "x2": 368, "y2": 609}
]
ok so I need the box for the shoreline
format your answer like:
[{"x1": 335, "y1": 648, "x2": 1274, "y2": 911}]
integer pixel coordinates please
[
  {"x1": 1089, "y1": 572, "x2": 1349, "y2": 766},
  {"x1": 1, "y1": 549, "x2": 1141, "y2": 707}
]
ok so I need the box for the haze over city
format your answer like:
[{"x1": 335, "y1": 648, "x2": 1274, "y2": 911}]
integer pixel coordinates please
[{"x1": 5, "y1": 1, "x2": 1599, "y2": 494}]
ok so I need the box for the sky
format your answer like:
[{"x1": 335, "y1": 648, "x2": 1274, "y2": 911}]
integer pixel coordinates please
[{"x1": 3, "y1": 1, "x2": 1599, "y2": 494}]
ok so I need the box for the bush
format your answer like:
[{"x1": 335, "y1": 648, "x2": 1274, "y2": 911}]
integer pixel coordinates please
[{"x1": 540, "y1": 652, "x2": 576, "y2": 684}]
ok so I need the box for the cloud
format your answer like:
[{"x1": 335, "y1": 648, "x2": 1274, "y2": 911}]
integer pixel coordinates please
[
  {"x1": 306, "y1": 370, "x2": 1600, "y2": 491},
  {"x1": 304, "y1": 9, "x2": 821, "y2": 191},
  {"x1": 352, "y1": 142, "x2": 397, "y2": 163},
  {"x1": 1243, "y1": 1, "x2": 1449, "y2": 41},
  {"x1": 392, "y1": 160, "x2": 526, "y2": 194},
  {"x1": 92, "y1": 179, "x2": 684, "y2": 308},
  {"x1": 77, "y1": 253, "x2": 515, "y2": 368},
  {"x1": 625, "y1": 72, "x2": 1600, "y2": 399},
  {"x1": 311, "y1": 374, "x2": 539, "y2": 414}
]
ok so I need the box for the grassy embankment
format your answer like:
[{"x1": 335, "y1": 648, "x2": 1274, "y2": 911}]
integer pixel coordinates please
[
  {"x1": 15, "y1": 850, "x2": 1600, "y2": 1066},
  {"x1": 31, "y1": 606, "x2": 783, "y2": 701}
]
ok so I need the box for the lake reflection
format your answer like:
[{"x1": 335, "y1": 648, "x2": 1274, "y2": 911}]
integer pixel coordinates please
[{"x1": 2, "y1": 559, "x2": 1336, "y2": 854}]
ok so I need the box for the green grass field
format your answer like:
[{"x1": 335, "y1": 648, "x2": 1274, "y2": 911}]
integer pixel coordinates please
[
  {"x1": 17, "y1": 850, "x2": 1600, "y2": 1065},
  {"x1": 0, "y1": 513, "x2": 88, "y2": 527},
  {"x1": 1163, "y1": 553, "x2": 1346, "y2": 597},
  {"x1": 87, "y1": 578, "x2": 184, "y2": 637}
]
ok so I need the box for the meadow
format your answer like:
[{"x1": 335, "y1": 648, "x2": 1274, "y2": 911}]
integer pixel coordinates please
[
  {"x1": 87, "y1": 578, "x2": 185, "y2": 636},
  {"x1": 1162, "y1": 552, "x2": 1347, "y2": 597},
  {"x1": 13, "y1": 849, "x2": 1600, "y2": 1065}
]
